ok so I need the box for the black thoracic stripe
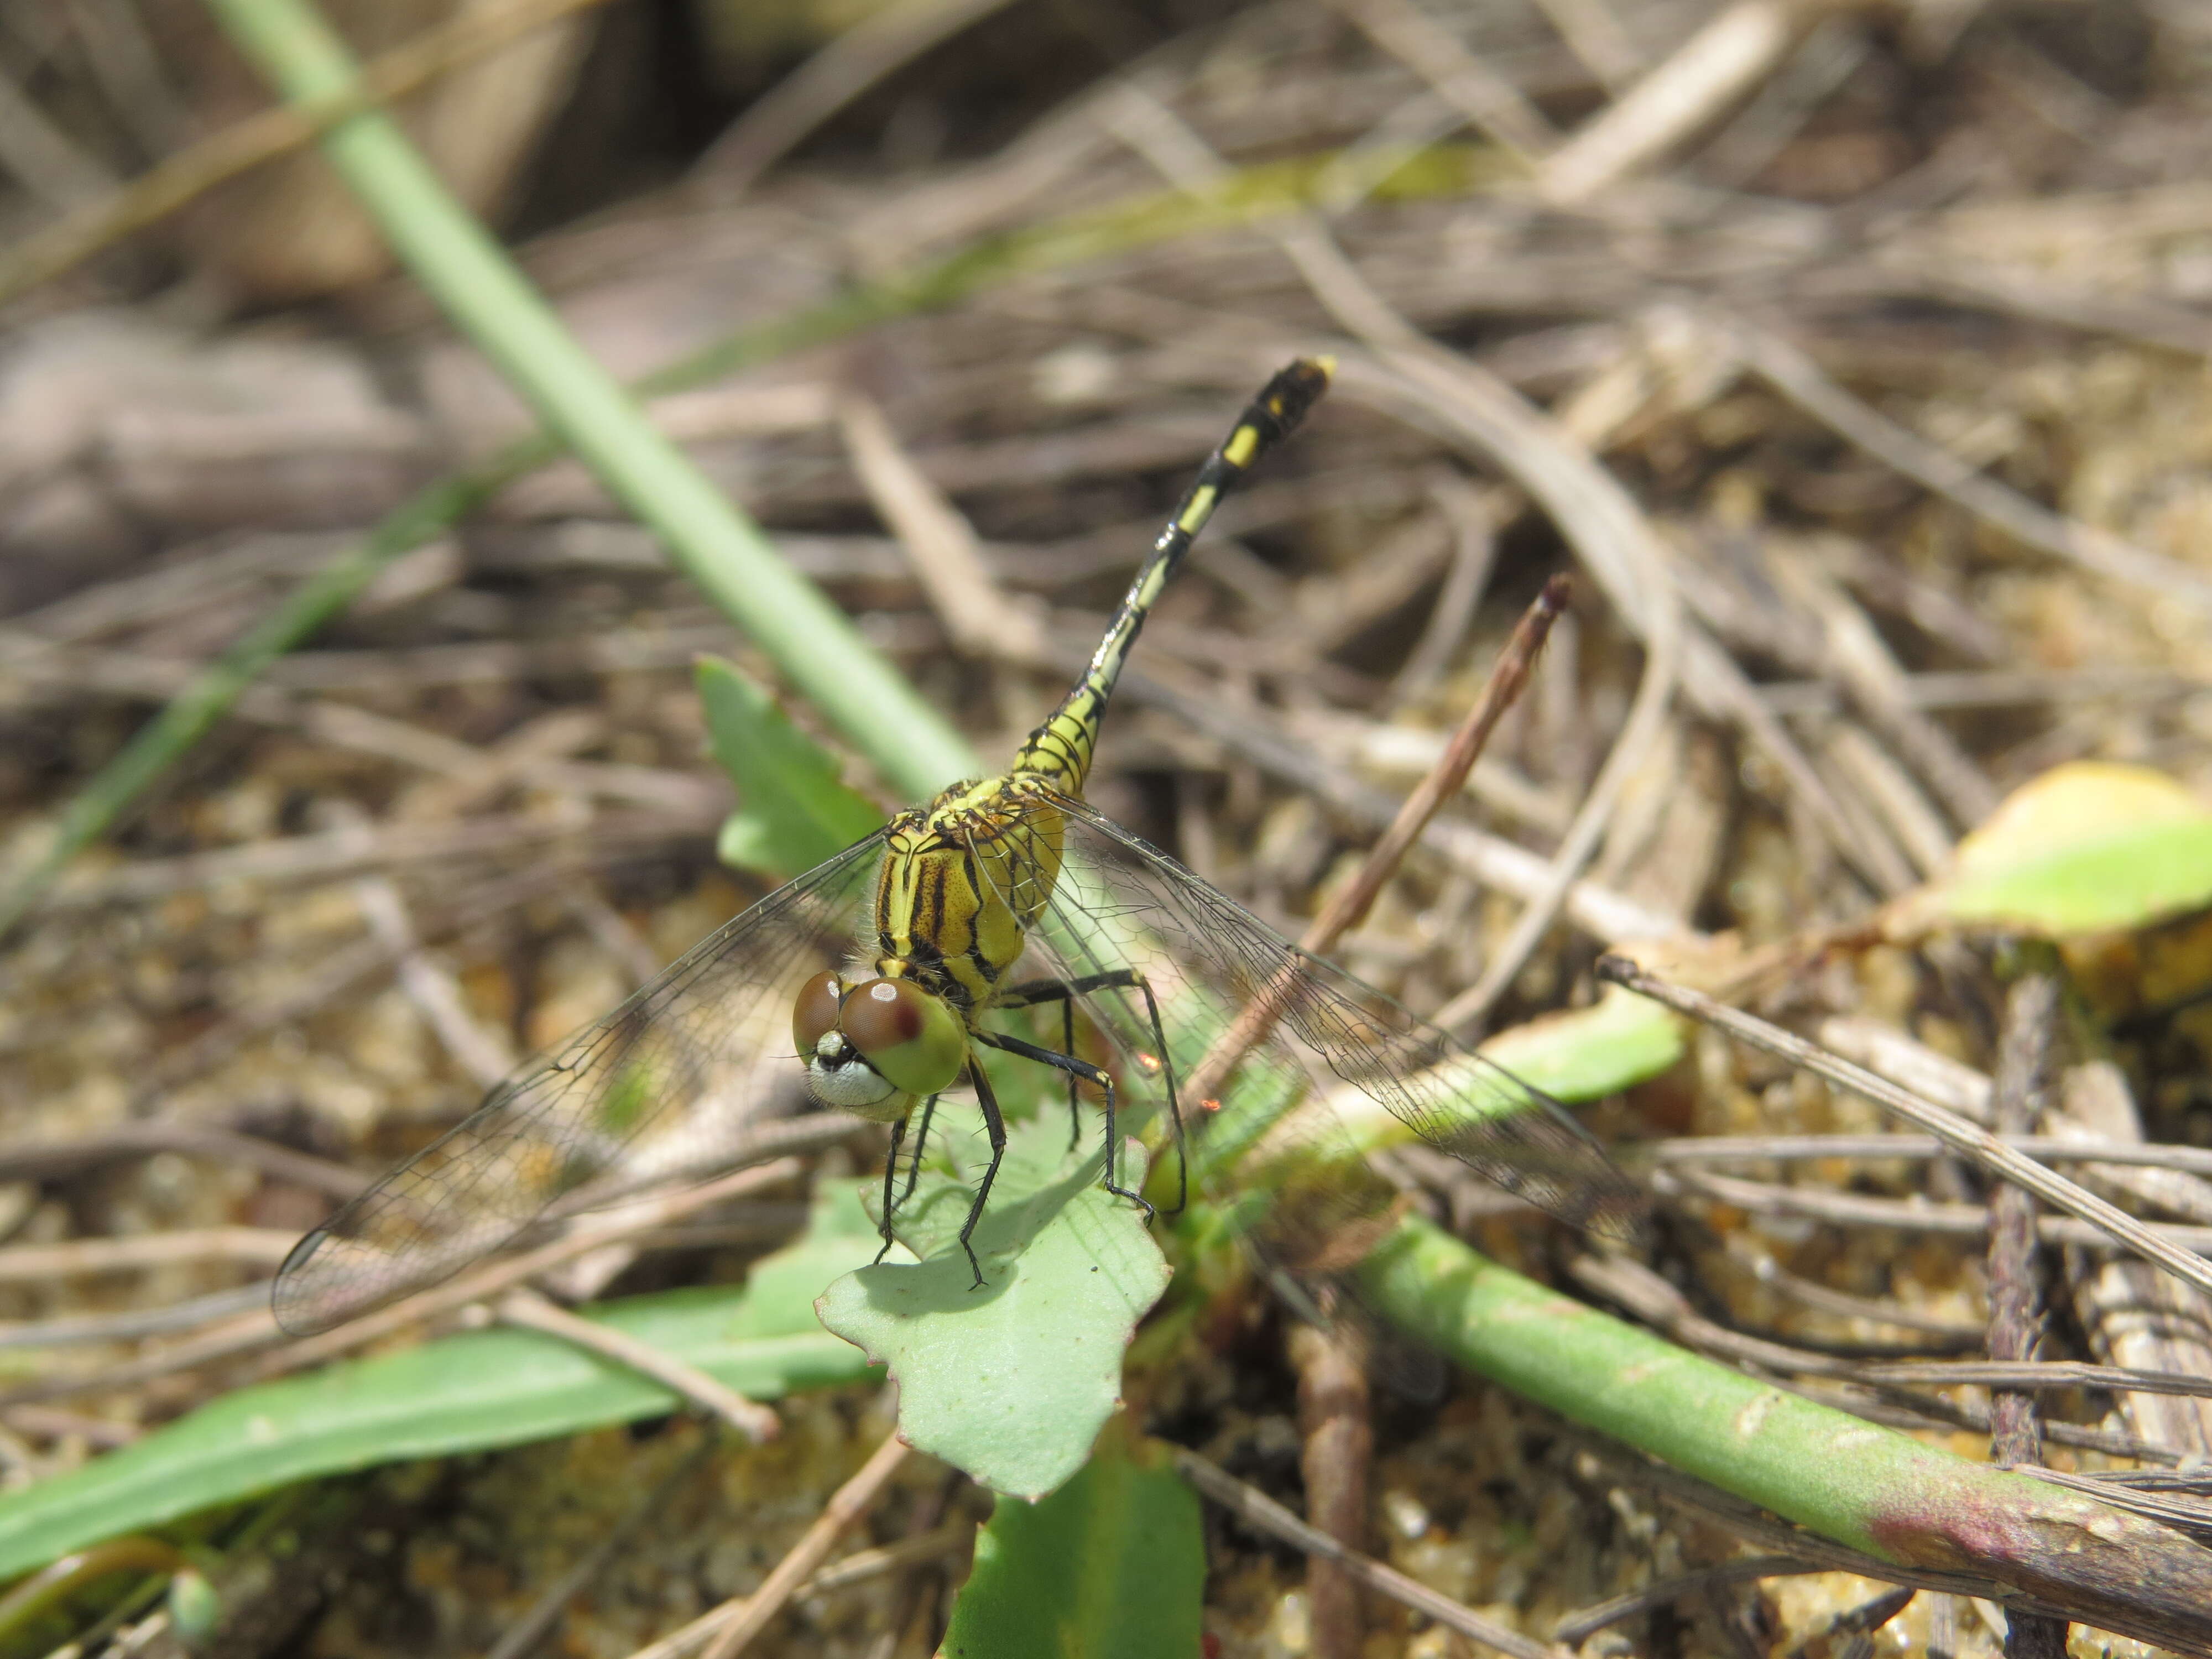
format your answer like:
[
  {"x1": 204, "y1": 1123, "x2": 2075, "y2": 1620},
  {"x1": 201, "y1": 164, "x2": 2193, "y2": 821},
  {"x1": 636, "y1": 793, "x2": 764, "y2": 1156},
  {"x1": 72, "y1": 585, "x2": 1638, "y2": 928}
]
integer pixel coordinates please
[
  {"x1": 956, "y1": 845, "x2": 982, "y2": 929},
  {"x1": 922, "y1": 858, "x2": 948, "y2": 947}
]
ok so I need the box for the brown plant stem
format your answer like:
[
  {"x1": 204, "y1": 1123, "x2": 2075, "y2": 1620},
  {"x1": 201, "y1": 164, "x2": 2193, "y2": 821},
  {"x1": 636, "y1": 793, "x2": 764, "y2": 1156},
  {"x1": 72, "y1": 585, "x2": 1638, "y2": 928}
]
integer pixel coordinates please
[
  {"x1": 1986, "y1": 972, "x2": 2066, "y2": 1659},
  {"x1": 1181, "y1": 575, "x2": 1571, "y2": 1107},
  {"x1": 1290, "y1": 1320, "x2": 1373, "y2": 1659}
]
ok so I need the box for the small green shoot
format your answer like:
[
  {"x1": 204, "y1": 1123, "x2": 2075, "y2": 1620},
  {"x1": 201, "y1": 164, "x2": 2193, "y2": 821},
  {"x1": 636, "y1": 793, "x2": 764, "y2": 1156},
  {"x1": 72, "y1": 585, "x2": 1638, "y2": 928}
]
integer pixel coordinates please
[
  {"x1": 940, "y1": 1421, "x2": 1202, "y2": 1659},
  {"x1": 698, "y1": 656, "x2": 886, "y2": 878},
  {"x1": 1475, "y1": 985, "x2": 1686, "y2": 1103}
]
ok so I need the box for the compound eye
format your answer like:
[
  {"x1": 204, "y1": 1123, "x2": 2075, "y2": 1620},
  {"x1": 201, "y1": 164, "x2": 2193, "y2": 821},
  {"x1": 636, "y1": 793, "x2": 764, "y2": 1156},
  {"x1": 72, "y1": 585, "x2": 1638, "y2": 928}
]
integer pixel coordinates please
[
  {"x1": 791, "y1": 972, "x2": 845, "y2": 1056},
  {"x1": 840, "y1": 978, "x2": 967, "y2": 1097}
]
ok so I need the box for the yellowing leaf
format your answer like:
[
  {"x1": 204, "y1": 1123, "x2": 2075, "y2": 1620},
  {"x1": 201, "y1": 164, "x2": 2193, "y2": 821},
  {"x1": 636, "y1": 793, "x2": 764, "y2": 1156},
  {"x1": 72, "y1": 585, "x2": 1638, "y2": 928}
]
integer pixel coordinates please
[{"x1": 1900, "y1": 761, "x2": 2212, "y2": 937}]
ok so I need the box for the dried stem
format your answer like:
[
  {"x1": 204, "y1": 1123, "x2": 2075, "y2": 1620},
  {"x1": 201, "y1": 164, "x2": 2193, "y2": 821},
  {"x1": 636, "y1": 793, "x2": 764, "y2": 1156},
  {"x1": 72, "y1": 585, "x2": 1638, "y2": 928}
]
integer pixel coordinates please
[
  {"x1": 0, "y1": 0, "x2": 618, "y2": 309},
  {"x1": 1179, "y1": 578, "x2": 1570, "y2": 1108},
  {"x1": 1987, "y1": 974, "x2": 2057, "y2": 1469},
  {"x1": 695, "y1": 1430, "x2": 912, "y2": 1659},
  {"x1": 495, "y1": 1290, "x2": 779, "y2": 1442},
  {"x1": 1168, "y1": 1444, "x2": 1563, "y2": 1659},
  {"x1": 1290, "y1": 1320, "x2": 1373, "y2": 1659},
  {"x1": 1986, "y1": 972, "x2": 2067, "y2": 1659}
]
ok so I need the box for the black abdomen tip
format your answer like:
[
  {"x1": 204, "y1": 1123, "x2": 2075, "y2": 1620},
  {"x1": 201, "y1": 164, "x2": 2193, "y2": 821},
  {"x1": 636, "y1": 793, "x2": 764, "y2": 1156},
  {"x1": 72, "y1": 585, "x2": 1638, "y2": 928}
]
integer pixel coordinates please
[{"x1": 1258, "y1": 358, "x2": 1333, "y2": 441}]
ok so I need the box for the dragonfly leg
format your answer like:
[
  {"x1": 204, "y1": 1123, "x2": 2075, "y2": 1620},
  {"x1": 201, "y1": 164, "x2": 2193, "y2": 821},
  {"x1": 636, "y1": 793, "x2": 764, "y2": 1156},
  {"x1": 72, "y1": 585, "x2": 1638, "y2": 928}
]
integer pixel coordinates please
[
  {"x1": 993, "y1": 977, "x2": 1083, "y2": 1146},
  {"x1": 1061, "y1": 995, "x2": 1078, "y2": 1147},
  {"x1": 899, "y1": 1093, "x2": 938, "y2": 1207},
  {"x1": 995, "y1": 970, "x2": 1187, "y2": 1215},
  {"x1": 959, "y1": 1058, "x2": 1009, "y2": 1290},
  {"x1": 1120, "y1": 971, "x2": 1188, "y2": 1219},
  {"x1": 875, "y1": 1113, "x2": 909, "y2": 1265},
  {"x1": 977, "y1": 1030, "x2": 1156, "y2": 1225},
  {"x1": 873, "y1": 1096, "x2": 943, "y2": 1266}
]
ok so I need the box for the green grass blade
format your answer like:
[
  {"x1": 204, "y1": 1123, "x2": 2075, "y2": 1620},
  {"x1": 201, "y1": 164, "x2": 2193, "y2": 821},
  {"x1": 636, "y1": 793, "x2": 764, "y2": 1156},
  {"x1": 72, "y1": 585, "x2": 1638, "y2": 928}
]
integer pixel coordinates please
[
  {"x1": 204, "y1": 0, "x2": 977, "y2": 807},
  {"x1": 0, "y1": 1184, "x2": 886, "y2": 1581}
]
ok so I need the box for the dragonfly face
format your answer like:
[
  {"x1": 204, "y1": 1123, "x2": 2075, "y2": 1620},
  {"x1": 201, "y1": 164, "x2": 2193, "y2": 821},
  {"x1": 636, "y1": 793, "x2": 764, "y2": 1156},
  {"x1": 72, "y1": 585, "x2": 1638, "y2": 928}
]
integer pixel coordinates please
[{"x1": 792, "y1": 970, "x2": 966, "y2": 1124}]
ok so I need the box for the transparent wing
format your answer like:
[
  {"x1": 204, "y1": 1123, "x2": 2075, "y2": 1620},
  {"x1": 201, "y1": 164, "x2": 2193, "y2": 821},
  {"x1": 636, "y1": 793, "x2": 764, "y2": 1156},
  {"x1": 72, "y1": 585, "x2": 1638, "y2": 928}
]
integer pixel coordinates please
[
  {"x1": 991, "y1": 789, "x2": 1643, "y2": 1251},
  {"x1": 272, "y1": 831, "x2": 888, "y2": 1335}
]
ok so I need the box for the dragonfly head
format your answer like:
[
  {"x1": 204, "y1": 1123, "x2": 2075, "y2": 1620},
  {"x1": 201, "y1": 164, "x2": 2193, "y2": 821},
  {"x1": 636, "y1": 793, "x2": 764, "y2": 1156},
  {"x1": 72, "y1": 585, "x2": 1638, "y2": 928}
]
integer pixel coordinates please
[{"x1": 793, "y1": 971, "x2": 967, "y2": 1123}]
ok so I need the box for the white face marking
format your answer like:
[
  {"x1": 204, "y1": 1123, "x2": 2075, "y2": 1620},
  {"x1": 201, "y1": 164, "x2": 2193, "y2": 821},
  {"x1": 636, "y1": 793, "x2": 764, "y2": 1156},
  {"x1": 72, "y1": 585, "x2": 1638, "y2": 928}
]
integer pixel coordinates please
[{"x1": 807, "y1": 1033, "x2": 901, "y2": 1112}]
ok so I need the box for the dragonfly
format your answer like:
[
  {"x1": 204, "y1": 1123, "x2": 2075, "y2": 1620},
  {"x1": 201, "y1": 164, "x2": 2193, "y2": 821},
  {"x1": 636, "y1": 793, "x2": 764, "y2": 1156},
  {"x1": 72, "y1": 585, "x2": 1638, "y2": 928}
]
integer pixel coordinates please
[{"x1": 272, "y1": 358, "x2": 1640, "y2": 1337}]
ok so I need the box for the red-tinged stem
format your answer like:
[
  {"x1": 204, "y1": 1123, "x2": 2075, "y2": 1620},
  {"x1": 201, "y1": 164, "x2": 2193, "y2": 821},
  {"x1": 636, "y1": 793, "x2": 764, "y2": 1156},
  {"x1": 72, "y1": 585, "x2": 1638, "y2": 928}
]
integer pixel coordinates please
[{"x1": 1360, "y1": 1217, "x2": 2212, "y2": 1652}]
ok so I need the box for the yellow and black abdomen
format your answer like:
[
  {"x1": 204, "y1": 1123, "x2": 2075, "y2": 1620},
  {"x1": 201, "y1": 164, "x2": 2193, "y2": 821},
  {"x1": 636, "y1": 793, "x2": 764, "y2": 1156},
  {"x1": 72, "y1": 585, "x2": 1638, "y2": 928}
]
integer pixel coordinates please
[{"x1": 874, "y1": 778, "x2": 1066, "y2": 1012}]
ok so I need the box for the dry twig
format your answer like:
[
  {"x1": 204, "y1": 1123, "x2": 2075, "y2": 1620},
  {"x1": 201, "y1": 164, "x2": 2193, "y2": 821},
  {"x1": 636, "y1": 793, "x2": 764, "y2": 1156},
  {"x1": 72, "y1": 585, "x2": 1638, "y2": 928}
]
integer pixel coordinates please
[
  {"x1": 494, "y1": 1288, "x2": 779, "y2": 1442},
  {"x1": 1169, "y1": 1444, "x2": 1564, "y2": 1659},
  {"x1": 683, "y1": 1428, "x2": 914, "y2": 1659},
  {"x1": 1538, "y1": 0, "x2": 1854, "y2": 202}
]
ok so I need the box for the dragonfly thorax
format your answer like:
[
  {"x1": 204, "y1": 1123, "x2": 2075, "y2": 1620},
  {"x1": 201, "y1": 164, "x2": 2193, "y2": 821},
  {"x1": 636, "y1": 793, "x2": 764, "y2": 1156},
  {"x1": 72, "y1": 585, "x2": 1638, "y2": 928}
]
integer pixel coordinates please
[
  {"x1": 792, "y1": 970, "x2": 966, "y2": 1125},
  {"x1": 874, "y1": 778, "x2": 1067, "y2": 1013}
]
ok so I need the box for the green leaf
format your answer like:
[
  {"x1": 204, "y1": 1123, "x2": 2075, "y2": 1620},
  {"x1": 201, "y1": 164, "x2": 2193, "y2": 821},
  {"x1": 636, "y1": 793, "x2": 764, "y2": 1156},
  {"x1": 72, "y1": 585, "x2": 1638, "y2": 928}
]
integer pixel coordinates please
[
  {"x1": 815, "y1": 1116, "x2": 1170, "y2": 1500},
  {"x1": 1899, "y1": 761, "x2": 2212, "y2": 937},
  {"x1": 697, "y1": 656, "x2": 885, "y2": 878},
  {"x1": 0, "y1": 1184, "x2": 888, "y2": 1582},
  {"x1": 1287, "y1": 989, "x2": 1674, "y2": 1162},
  {"x1": 940, "y1": 1425, "x2": 1202, "y2": 1659},
  {"x1": 1475, "y1": 985, "x2": 1686, "y2": 1103}
]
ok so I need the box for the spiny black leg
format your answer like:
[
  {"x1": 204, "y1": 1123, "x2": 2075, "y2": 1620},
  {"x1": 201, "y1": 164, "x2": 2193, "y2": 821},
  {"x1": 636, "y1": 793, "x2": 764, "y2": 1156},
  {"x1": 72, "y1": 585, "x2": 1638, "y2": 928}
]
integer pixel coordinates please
[
  {"x1": 958, "y1": 1060, "x2": 1009, "y2": 1290},
  {"x1": 1124, "y1": 973, "x2": 1188, "y2": 1218},
  {"x1": 979, "y1": 1031, "x2": 1155, "y2": 1223},
  {"x1": 900, "y1": 1094, "x2": 939, "y2": 1206},
  {"x1": 1060, "y1": 994, "x2": 1080, "y2": 1147},
  {"x1": 993, "y1": 976, "x2": 1092, "y2": 1149},
  {"x1": 874, "y1": 1114, "x2": 909, "y2": 1265},
  {"x1": 996, "y1": 969, "x2": 1186, "y2": 1213}
]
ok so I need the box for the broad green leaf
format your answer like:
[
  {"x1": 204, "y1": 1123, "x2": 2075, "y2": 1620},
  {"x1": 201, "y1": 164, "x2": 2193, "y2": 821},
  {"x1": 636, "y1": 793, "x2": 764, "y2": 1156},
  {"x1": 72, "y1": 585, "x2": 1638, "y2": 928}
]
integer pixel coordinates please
[
  {"x1": 697, "y1": 656, "x2": 885, "y2": 878},
  {"x1": 1475, "y1": 985, "x2": 1686, "y2": 1103},
  {"x1": 816, "y1": 1117, "x2": 1170, "y2": 1500},
  {"x1": 0, "y1": 1184, "x2": 888, "y2": 1582},
  {"x1": 1896, "y1": 761, "x2": 2212, "y2": 937},
  {"x1": 940, "y1": 1424, "x2": 1202, "y2": 1659}
]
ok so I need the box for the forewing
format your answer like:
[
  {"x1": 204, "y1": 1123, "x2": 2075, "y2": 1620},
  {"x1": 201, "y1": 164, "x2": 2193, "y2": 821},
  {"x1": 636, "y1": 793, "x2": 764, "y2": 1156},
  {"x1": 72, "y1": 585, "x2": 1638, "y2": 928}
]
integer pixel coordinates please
[
  {"x1": 1010, "y1": 790, "x2": 1642, "y2": 1242},
  {"x1": 271, "y1": 831, "x2": 887, "y2": 1335}
]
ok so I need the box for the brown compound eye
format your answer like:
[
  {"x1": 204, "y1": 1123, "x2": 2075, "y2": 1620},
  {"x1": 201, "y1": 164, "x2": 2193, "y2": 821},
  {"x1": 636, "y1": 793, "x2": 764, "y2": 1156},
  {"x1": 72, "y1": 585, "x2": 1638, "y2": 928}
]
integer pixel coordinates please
[
  {"x1": 791, "y1": 972, "x2": 845, "y2": 1057},
  {"x1": 837, "y1": 977, "x2": 925, "y2": 1053},
  {"x1": 839, "y1": 977, "x2": 967, "y2": 1097}
]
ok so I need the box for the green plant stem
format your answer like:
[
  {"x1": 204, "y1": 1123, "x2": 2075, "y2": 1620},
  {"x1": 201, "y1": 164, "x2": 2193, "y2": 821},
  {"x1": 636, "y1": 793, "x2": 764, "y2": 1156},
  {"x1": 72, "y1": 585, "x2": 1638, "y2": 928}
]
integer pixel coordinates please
[
  {"x1": 202, "y1": 0, "x2": 976, "y2": 804},
  {"x1": 1361, "y1": 1217, "x2": 2212, "y2": 1638},
  {"x1": 0, "y1": 1535, "x2": 185, "y2": 1646}
]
